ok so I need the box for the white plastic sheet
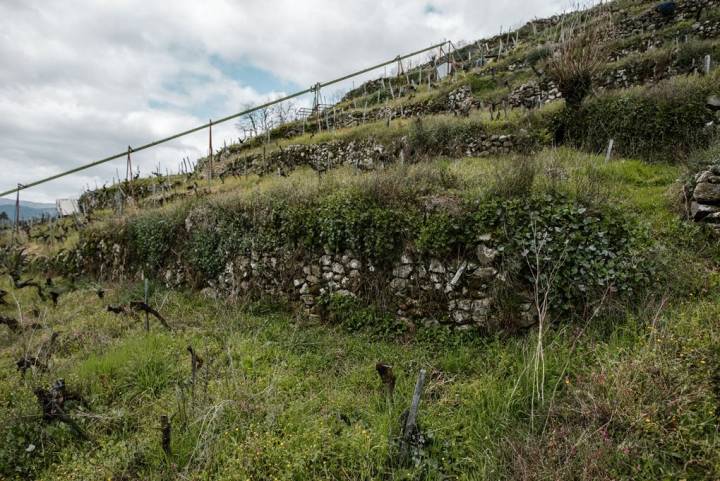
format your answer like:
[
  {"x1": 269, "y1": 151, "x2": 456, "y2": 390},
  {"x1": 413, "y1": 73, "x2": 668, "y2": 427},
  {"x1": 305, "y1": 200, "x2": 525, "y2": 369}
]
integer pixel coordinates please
[
  {"x1": 56, "y1": 198, "x2": 79, "y2": 216},
  {"x1": 436, "y1": 62, "x2": 450, "y2": 80}
]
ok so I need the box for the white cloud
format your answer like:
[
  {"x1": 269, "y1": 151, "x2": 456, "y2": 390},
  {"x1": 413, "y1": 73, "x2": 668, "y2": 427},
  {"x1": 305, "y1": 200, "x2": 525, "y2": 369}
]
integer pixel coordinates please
[{"x1": 1, "y1": 0, "x2": 572, "y2": 203}]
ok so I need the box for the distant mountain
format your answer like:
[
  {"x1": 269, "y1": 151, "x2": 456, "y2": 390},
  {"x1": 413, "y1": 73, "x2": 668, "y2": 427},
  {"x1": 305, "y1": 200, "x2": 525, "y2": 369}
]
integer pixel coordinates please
[{"x1": 0, "y1": 198, "x2": 57, "y2": 222}]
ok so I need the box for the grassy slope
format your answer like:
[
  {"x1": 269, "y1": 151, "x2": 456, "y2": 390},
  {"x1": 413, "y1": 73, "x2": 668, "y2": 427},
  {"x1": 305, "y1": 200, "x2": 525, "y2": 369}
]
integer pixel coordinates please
[
  {"x1": 2, "y1": 3, "x2": 719, "y2": 477},
  {"x1": 2, "y1": 149, "x2": 719, "y2": 480}
]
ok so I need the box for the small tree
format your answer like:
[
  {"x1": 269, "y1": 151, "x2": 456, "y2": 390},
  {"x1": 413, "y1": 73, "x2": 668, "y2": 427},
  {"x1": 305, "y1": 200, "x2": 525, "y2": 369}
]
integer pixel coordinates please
[
  {"x1": 236, "y1": 103, "x2": 260, "y2": 140},
  {"x1": 273, "y1": 101, "x2": 295, "y2": 125},
  {"x1": 546, "y1": 13, "x2": 612, "y2": 109}
]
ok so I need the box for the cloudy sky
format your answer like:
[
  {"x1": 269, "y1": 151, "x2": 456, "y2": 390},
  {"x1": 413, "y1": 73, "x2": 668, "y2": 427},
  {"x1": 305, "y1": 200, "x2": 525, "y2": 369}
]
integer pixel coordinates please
[{"x1": 1, "y1": 0, "x2": 572, "y2": 203}]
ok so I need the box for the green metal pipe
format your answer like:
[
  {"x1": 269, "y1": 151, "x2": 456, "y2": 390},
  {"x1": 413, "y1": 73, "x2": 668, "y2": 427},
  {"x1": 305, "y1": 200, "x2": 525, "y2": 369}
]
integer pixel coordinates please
[{"x1": 0, "y1": 41, "x2": 448, "y2": 198}]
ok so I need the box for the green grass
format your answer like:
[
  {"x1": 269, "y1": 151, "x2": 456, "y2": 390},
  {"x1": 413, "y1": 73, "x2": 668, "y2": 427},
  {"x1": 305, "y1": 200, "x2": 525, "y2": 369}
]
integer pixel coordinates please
[
  {"x1": 1, "y1": 266, "x2": 719, "y2": 480},
  {"x1": 5, "y1": 0, "x2": 720, "y2": 476},
  {"x1": 1, "y1": 147, "x2": 719, "y2": 480}
]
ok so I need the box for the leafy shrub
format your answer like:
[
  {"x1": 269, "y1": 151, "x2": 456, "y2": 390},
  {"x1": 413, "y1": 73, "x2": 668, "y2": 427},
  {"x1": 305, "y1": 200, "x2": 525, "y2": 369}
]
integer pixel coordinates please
[
  {"x1": 313, "y1": 189, "x2": 411, "y2": 261},
  {"x1": 128, "y1": 208, "x2": 184, "y2": 273},
  {"x1": 187, "y1": 221, "x2": 223, "y2": 281},
  {"x1": 472, "y1": 193, "x2": 653, "y2": 314},
  {"x1": 466, "y1": 74, "x2": 497, "y2": 94},
  {"x1": 555, "y1": 72, "x2": 719, "y2": 161},
  {"x1": 185, "y1": 197, "x2": 304, "y2": 281},
  {"x1": 416, "y1": 211, "x2": 470, "y2": 256}
]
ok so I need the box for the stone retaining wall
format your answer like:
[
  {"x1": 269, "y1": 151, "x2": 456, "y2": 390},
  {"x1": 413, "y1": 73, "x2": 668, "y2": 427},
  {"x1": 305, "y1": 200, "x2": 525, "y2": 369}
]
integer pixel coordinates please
[
  {"x1": 688, "y1": 163, "x2": 720, "y2": 232},
  {"x1": 211, "y1": 241, "x2": 508, "y2": 330},
  {"x1": 58, "y1": 229, "x2": 536, "y2": 331},
  {"x1": 217, "y1": 131, "x2": 525, "y2": 179}
]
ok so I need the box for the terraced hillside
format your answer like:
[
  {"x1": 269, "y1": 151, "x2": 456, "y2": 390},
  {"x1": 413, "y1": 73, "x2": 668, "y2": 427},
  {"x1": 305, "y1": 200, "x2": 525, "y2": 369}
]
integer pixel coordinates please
[{"x1": 2, "y1": 0, "x2": 720, "y2": 479}]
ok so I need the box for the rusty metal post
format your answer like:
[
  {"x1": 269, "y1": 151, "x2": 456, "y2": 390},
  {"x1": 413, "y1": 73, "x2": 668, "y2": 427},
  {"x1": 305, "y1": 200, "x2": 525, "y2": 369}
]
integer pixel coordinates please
[
  {"x1": 13, "y1": 184, "x2": 21, "y2": 240},
  {"x1": 126, "y1": 146, "x2": 132, "y2": 182},
  {"x1": 208, "y1": 119, "x2": 213, "y2": 184},
  {"x1": 312, "y1": 83, "x2": 322, "y2": 133}
]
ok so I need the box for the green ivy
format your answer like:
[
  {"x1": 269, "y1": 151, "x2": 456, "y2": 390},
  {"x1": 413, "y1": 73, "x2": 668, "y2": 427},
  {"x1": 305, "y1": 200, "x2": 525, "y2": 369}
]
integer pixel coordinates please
[
  {"x1": 187, "y1": 224, "x2": 223, "y2": 281},
  {"x1": 80, "y1": 181, "x2": 655, "y2": 320},
  {"x1": 313, "y1": 190, "x2": 411, "y2": 262},
  {"x1": 471, "y1": 194, "x2": 653, "y2": 312},
  {"x1": 128, "y1": 210, "x2": 182, "y2": 272},
  {"x1": 416, "y1": 212, "x2": 473, "y2": 257}
]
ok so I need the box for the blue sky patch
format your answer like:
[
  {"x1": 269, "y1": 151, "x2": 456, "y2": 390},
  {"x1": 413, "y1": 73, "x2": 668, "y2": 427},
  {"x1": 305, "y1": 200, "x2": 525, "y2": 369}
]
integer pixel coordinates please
[
  {"x1": 149, "y1": 57, "x2": 302, "y2": 119},
  {"x1": 209, "y1": 55, "x2": 300, "y2": 94}
]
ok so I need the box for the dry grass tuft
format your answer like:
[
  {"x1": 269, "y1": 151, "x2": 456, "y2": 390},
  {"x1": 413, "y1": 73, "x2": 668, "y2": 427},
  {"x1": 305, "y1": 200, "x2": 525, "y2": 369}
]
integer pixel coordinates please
[{"x1": 546, "y1": 11, "x2": 613, "y2": 108}]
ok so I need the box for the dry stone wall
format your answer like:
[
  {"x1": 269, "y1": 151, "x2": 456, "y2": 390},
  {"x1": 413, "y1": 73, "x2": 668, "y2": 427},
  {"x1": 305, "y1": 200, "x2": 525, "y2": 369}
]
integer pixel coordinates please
[
  {"x1": 688, "y1": 163, "x2": 720, "y2": 231},
  {"x1": 217, "y1": 132, "x2": 526, "y2": 179},
  {"x1": 211, "y1": 241, "x2": 512, "y2": 330},
  {"x1": 508, "y1": 80, "x2": 561, "y2": 108},
  {"x1": 60, "y1": 230, "x2": 534, "y2": 331},
  {"x1": 615, "y1": 0, "x2": 720, "y2": 40}
]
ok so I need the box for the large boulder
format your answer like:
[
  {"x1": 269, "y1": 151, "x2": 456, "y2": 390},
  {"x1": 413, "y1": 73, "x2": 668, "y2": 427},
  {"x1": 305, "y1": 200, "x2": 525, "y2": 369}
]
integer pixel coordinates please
[
  {"x1": 707, "y1": 96, "x2": 720, "y2": 112},
  {"x1": 688, "y1": 165, "x2": 720, "y2": 232},
  {"x1": 690, "y1": 201, "x2": 720, "y2": 221},
  {"x1": 693, "y1": 180, "x2": 720, "y2": 204}
]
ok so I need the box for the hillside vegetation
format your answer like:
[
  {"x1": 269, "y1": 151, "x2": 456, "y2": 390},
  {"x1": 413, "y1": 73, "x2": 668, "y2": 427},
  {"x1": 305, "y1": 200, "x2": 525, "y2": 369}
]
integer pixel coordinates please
[
  {"x1": 3, "y1": 148, "x2": 720, "y2": 479},
  {"x1": 2, "y1": 0, "x2": 720, "y2": 479}
]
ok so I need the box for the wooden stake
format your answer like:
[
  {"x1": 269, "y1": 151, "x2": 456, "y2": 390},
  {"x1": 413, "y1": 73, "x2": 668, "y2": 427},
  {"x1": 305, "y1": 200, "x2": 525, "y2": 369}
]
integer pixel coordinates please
[
  {"x1": 399, "y1": 369, "x2": 426, "y2": 463},
  {"x1": 13, "y1": 184, "x2": 21, "y2": 239},
  {"x1": 188, "y1": 345, "x2": 203, "y2": 387},
  {"x1": 160, "y1": 415, "x2": 171, "y2": 457},
  {"x1": 144, "y1": 278, "x2": 149, "y2": 332},
  {"x1": 605, "y1": 139, "x2": 615, "y2": 163},
  {"x1": 187, "y1": 345, "x2": 203, "y2": 405},
  {"x1": 705, "y1": 54, "x2": 712, "y2": 75}
]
